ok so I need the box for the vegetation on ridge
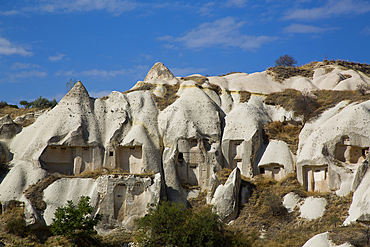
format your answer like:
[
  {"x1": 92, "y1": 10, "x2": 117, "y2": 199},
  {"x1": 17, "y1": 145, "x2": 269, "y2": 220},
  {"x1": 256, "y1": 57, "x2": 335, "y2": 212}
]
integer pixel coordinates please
[{"x1": 264, "y1": 89, "x2": 370, "y2": 124}]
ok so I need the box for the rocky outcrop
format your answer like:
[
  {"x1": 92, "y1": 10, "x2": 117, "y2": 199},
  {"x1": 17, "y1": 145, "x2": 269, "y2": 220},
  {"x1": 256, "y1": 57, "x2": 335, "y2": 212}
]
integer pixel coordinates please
[
  {"x1": 299, "y1": 197, "x2": 327, "y2": 220},
  {"x1": 257, "y1": 140, "x2": 295, "y2": 180},
  {"x1": 1, "y1": 62, "x2": 370, "y2": 233},
  {"x1": 144, "y1": 62, "x2": 177, "y2": 81},
  {"x1": 210, "y1": 167, "x2": 241, "y2": 222},
  {"x1": 0, "y1": 115, "x2": 20, "y2": 139},
  {"x1": 302, "y1": 232, "x2": 353, "y2": 247},
  {"x1": 282, "y1": 192, "x2": 327, "y2": 220}
]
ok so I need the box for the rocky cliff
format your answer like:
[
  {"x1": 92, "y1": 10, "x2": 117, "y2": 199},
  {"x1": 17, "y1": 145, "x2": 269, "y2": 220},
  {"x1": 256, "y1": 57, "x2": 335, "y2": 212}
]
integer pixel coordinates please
[{"x1": 1, "y1": 61, "x2": 370, "y2": 244}]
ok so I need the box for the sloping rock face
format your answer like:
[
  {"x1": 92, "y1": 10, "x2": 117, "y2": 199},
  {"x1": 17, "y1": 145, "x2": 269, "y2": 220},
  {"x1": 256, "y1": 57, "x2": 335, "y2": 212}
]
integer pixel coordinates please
[
  {"x1": 1, "y1": 62, "x2": 370, "y2": 232},
  {"x1": 302, "y1": 232, "x2": 353, "y2": 247},
  {"x1": 344, "y1": 163, "x2": 370, "y2": 225},
  {"x1": 0, "y1": 115, "x2": 20, "y2": 139},
  {"x1": 210, "y1": 167, "x2": 241, "y2": 222},
  {"x1": 296, "y1": 100, "x2": 370, "y2": 194}
]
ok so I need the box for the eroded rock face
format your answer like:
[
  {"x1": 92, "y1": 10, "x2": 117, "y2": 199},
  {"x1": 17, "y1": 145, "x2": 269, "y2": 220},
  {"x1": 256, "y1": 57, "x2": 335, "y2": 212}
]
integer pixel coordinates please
[
  {"x1": 296, "y1": 100, "x2": 370, "y2": 194},
  {"x1": 302, "y1": 232, "x2": 353, "y2": 247},
  {"x1": 0, "y1": 115, "x2": 20, "y2": 139},
  {"x1": 144, "y1": 62, "x2": 177, "y2": 81},
  {"x1": 2, "y1": 62, "x2": 370, "y2": 233},
  {"x1": 210, "y1": 167, "x2": 241, "y2": 222}
]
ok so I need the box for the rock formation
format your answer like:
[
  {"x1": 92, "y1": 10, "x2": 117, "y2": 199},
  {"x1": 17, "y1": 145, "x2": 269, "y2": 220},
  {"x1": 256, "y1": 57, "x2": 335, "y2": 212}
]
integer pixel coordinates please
[{"x1": 1, "y1": 61, "x2": 370, "y2": 237}]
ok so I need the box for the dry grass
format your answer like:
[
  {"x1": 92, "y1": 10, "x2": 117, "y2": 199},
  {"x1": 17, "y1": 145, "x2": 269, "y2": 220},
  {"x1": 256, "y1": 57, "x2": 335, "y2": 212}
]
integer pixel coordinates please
[
  {"x1": 239, "y1": 91, "x2": 251, "y2": 103},
  {"x1": 180, "y1": 75, "x2": 209, "y2": 85},
  {"x1": 0, "y1": 106, "x2": 39, "y2": 120},
  {"x1": 228, "y1": 173, "x2": 354, "y2": 247},
  {"x1": 152, "y1": 84, "x2": 180, "y2": 111},
  {"x1": 218, "y1": 71, "x2": 243, "y2": 76},
  {"x1": 209, "y1": 83, "x2": 222, "y2": 95},
  {"x1": 102, "y1": 229, "x2": 134, "y2": 246},
  {"x1": 122, "y1": 83, "x2": 156, "y2": 94},
  {"x1": 264, "y1": 121, "x2": 302, "y2": 154},
  {"x1": 264, "y1": 89, "x2": 370, "y2": 124},
  {"x1": 188, "y1": 190, "x2": 208, "y2": 213},
  {"x1": 24, "y1": 174, "x2": 61, "y2": 212},
  {"x1": 216, "y1": 168, "x2": 233, "y2": 185},
  {"x1": 76, "y1": 167, "x2": 155, "y2": 179},
  {"x1": 266, "y1": 67, "x2": 314, "y2": 83},
  {"x1": 329, "y1": 223, "x2": 370, "y2": 246}
]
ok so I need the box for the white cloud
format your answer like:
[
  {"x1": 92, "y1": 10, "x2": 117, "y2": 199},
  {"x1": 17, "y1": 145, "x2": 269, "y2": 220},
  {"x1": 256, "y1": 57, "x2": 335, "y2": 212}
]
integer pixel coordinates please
[
  {"x1": 361, "y1": 26, "x2": 370, "y2": 36},
  {"x1": 89, "y1": 90, "x2": 112, "y2": 98},
  {"x1": 0, "y1": 38, "x2": 33, "y2": 56},
  {"x1": 159, "y1": 17, "x2": 277, "y2": 51},
  {"x1": 283, "y1": 0, "x2": 370, "y2": 20},
  {"x1": 0, "y1": 10, "x2": 21, "y2": 16},
  {"x1": 170, "y1": 67, "x2": 207, "y2": 77},
  {"x1": 11, "y1": 62, "x2": 42, "y2": 70},
  {"x1": 49, "y1": 53, "x2": 65, "y2": 62},
  {"x1": 55, "y1": 65, "x2": 149, "y2": 78},
  {"x1": 9, "y1": 70, "x2": 47, "y2": 80},
  {"x1": 198, "y1": 2, "x2": 215, "y2": 16},
  {"x1": 3, "y1": 0, "x2": 137, "y2": 16},
  {"x1": 225, "y1": 0, "x2": 248, "y2": 8},
  {"x1": 284, "y1": 24, "x2": 339, "y2": 33}
]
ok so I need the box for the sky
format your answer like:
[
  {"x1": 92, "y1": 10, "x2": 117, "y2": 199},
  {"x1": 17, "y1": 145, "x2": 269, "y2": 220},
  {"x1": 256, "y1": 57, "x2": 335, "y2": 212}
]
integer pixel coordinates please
[{"x1": 0, "y1": 0, "x2": 370, "y2": 105}]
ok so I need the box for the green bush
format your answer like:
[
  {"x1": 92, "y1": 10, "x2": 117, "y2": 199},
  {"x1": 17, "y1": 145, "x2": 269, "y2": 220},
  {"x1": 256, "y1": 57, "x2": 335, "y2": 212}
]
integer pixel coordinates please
[
  {"x1": 50, "y1": 196, "x2": 101, "y2": 241},
  {"x1": 135, "y1": 201, "x2": 239, "y2": 247},
  {"x1": 19, "y1": 96, "x2": 57, "y2": 109},
  {"x1": 0, "y1": 101, "x2": 18, "y2": 109}
]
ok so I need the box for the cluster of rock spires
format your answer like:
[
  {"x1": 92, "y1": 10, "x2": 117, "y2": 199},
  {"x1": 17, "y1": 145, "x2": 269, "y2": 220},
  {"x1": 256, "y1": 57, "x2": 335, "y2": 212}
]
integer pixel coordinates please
[{"x1": 1, "y1": 62, "x2": 370, "y2": 244}]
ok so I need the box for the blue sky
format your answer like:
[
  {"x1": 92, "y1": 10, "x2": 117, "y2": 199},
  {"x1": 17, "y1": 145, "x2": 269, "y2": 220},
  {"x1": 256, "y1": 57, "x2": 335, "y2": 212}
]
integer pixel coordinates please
[{"x1": 1, "y1": 0, "x2": 370, "y2": 105}]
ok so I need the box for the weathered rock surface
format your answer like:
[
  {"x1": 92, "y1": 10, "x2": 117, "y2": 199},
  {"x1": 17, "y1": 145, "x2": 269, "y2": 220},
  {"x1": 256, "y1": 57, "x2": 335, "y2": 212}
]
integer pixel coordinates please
[
  {"x1": 296, "y1": 100, "x2": 370, "y2": 194},
  {"x1": 0, "y1": 114, "x2": 20, "y2": 139},
  {"x1": 302, "y1": 232, "x2": 353, "y2": 247},
  {"x1": 299, "y1": 196, "x2": 327, "y2": 220},
  {"x1": 210, "y1": 167, "x2": 241, "y2": 222},
  {"x1": 283, "y1": 192, "x2": 301, "y2": 213},
  {"x1": 1, "y1": 62, "x2": 370, "y2": 234},
  {"x1": 344, "y1": 164, "x2": 370, "y2": 225}
]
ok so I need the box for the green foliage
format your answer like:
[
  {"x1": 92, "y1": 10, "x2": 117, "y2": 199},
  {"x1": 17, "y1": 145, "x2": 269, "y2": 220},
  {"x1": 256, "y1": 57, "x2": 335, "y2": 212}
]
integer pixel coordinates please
[
  {"x1": 135, "y1": 202, "x2": 238, "y2": 247},
  {"x1": 0, "y1": 101, "x2": 18, "y2": 109},
  {"x1": 19, "y1": 96, "x2": 57, "y2": 109},
  {"x1": 50, "y1": 196, "x2": 101, "y2": 240},
  {"x1": 274, "y1": 54, "x2": 297, "y2": 67},
  {"x1": 19, "y1": 100, "x2": 31, "y2": 108}
]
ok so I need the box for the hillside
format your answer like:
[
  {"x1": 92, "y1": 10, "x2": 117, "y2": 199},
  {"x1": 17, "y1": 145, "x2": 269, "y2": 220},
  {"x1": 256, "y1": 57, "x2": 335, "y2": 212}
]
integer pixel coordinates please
[{"x1": 1, "y1": 60, "x2": 370, "y2": 246}]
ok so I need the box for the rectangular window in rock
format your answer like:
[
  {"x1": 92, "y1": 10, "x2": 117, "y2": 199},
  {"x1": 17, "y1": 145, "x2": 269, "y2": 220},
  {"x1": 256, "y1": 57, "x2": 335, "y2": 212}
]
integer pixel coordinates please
[
  {"x1": 304, "y1": 165, "x2": 329, "y2": 192},
  {"x1": 230, "y1": 140, "x2": 243, "y2": 169}
]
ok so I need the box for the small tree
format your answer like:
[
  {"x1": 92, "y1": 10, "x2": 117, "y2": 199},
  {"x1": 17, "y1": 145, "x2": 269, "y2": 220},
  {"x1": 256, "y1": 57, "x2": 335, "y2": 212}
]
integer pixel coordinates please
[
  {"x1": 274, "y1": 55, "x2": 297, "y2": 67},
  {"x1": 50, "y1": 196, "x2": 101, "y2": 241},
  {"x1": 67, "y1": 79, "x2": 77, "y2": 92},
  {"x1": 20, "y1": 97, "x2": 57, "y2": 109},
  {"x1": 135, "y1": 202, "x2": 232, "y2": 247},
  {"x1": 20, "y1": 100, "x2": 31, "y2": 108}
]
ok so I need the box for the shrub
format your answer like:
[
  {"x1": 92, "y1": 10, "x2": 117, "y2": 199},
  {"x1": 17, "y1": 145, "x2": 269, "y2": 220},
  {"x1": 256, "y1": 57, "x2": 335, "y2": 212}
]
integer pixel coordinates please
[
  {"x1": 135, "y1": 201, "x2": 235, "y2": 247},
  {"x1": 2, "y1": 201, "x2": 30, "y2": 237},
  {"x1": 50, "y1": 196, "x2": 101, "y2": 242},
  {"x1": 0, "y1": 101, "x2": 18, "y2": 109},
  {"x1": 274, "y1": 55, "x2": 297, "y2": 67},
  {"x1": 19, "y1": 96, "x2": 57, "y2": 109}
]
